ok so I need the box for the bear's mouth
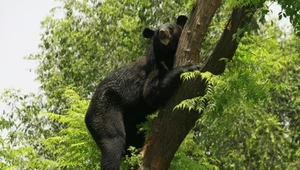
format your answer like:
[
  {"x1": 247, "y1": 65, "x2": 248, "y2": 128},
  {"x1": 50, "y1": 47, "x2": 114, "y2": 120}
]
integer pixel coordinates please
[
  {"x1": 159, "y1": 29, "x2": 171, "y2": 45},
  {"x1": 160, "y1": 39, "x2": 170, "y2": 45}
]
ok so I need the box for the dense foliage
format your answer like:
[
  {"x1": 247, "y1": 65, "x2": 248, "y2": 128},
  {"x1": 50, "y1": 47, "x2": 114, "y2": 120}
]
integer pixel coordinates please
[
  {"x1": 0, "y1": 0, "x2": 299, "y2": 169},
  {"x1": 173, "y1": 27, "x2": 300, "y2": 169}
]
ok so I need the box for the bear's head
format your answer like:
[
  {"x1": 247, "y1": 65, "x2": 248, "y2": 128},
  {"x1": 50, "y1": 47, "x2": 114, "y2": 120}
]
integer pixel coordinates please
[{"x1": 143, "y1": 15, "x2": 188, "y2": 70}]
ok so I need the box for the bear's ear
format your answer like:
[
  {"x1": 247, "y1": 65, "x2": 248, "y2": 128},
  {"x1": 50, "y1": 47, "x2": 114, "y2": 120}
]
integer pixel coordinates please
[
  {"x1": 176, "y1": 15, "x2": 188, "y2": 28},
  {"x1": 143, "y1": 28, "x2": 154, "y2": 38}
]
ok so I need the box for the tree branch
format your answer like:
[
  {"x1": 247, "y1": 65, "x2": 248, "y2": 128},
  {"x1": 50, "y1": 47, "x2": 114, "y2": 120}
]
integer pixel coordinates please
[{"x1": 202, "y1": 5, "x2": 259, "y2": 74}]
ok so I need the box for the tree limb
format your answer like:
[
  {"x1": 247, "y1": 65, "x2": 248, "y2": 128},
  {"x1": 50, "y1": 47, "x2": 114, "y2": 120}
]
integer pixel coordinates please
[{"x1": 202, "y1": 5, "x2": 259, "y2": 74}]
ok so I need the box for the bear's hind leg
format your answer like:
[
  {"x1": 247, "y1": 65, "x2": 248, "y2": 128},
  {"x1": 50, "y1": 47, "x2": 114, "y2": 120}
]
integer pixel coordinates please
[
  {"x1": 100, "y1": 110, "x2": 125, "y2": 170},
  {"x1": 100, "y1": 136, "x2": 125, "y2": 170},
  {"x1": 86, "y1": 109, "x2": 126, "y2": 170}
]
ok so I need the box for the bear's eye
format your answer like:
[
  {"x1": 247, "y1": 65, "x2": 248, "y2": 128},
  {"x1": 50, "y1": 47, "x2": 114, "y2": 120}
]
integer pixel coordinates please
[
  {"x1": 155, "y1": 30, "x2": 159, "y2": 36},
  {"x1": 169, "y1": 26, "x2": 174, "y2": 34}
]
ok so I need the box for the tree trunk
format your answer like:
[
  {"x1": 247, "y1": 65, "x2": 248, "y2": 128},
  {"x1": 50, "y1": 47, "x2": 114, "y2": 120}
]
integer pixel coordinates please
[{"x1": 139, "y1": 1, "x2": 260, "y2": 169}]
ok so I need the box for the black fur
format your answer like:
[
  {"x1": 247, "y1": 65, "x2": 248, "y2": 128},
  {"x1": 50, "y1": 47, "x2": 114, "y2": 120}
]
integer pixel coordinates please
[{"x1": 85, "y1": 15, "x2": 198, "y2": 170}]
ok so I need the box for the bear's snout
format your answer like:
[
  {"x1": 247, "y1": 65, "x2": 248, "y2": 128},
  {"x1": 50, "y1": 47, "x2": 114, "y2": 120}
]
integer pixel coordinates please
[{"x1": 159, "y1": 29, "x2": 171, "y2": 45}]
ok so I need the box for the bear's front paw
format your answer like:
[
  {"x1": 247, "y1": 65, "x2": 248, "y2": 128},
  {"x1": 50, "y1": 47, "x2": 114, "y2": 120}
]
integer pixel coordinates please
[{"x1": 187, "y1": 64, "x2": 200, "y2": 71}]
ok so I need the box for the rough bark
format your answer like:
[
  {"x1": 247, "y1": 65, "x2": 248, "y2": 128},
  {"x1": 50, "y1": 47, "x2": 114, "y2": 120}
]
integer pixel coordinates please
[{"x1": 139, "y1": 1, "x2": 260, "y2": 170}]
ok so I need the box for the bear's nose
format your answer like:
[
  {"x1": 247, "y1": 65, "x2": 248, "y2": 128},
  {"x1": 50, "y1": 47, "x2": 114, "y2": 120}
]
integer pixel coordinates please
[
  {"x1": 159, "y1": 29, "x2": 171, "y2": 39},
  {"x1": 159, "y1": 29, "x2": 171, "y2": 45}
]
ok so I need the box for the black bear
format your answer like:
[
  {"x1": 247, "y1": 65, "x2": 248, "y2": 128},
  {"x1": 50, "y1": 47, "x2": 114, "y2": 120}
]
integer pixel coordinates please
[{"x1": 85, "y1": 15, "x2": 197, "y2": 170}]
